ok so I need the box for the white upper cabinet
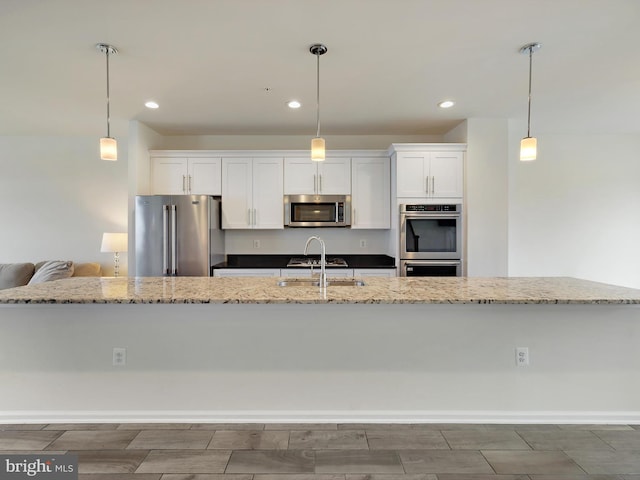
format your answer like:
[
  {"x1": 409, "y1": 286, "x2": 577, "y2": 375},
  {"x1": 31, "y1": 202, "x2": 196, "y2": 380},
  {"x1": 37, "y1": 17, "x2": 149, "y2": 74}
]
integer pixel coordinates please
[
  {"x1": 151, "y1": 157, "x2": 188, "y2": 195},
  {"x1": 393, "y1": 146, "x2": 464, "y2": 198},
  {"x1": 222, "y1": 157, "x2": 283, "y2": 229},
  {"x1": 429, "y1": 152, "x2": 464, "y2": 198},
  {"x1": 189, "y1": 157, "x2": 223, "y2": 194},
  {"x1": 151, "y1": 155, "x2": 221, "y2": 195},
  {"x1": 351, "y1": 157, "x2": 390, "y2": 229},
  {"x1": 252, "y1": 158, "x2": 285, "y2": 229},
  {"x1": 284, "y1": 156, "x2": 351, "y2": 195}
]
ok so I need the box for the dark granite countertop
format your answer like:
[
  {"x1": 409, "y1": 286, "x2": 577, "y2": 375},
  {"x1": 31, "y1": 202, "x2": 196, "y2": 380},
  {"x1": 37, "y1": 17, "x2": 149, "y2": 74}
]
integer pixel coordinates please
[{"x1": 213, "y1": 254, "x2": 395, "y2": 269}]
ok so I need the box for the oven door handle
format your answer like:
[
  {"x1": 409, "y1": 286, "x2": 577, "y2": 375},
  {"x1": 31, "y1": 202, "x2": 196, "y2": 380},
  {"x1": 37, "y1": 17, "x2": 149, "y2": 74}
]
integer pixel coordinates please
[
  {"x1": 402, "y1": 214, "x2": 461, "y2": 219},
  {"x1": 405, "y1": 260, "x2": 462, "y2": 266}
]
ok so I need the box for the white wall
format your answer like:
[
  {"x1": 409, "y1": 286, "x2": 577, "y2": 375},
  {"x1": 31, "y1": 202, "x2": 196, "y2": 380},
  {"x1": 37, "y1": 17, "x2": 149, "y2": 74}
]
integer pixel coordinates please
[
  {"x1": 0, "y1": 136, "x2": 128, "y2": 275},
  {"x1": 465, "y1": 119, "x2": 509, "y2": 276},
  {"x1": 158, "y1": 134, "x2": 443, "y2": 150},
  {"x1": 508, "y1": 127, "x2": 640, "y2": 288},
  {"x1": 128, "y1": 121, "x2": 164, "y2": 269}
]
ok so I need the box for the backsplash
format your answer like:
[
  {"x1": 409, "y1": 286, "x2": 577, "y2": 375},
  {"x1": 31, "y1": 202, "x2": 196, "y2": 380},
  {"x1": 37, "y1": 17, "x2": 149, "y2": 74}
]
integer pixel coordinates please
[{"x1": 224, "y1": 229, "x2": 393, "y2": 256}]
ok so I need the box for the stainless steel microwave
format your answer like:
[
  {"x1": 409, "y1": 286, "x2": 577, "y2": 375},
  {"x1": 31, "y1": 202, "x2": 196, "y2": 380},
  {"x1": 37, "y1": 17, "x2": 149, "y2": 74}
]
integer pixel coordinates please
[{"x1": 284, "y1": 194, "x2": 351, "y2": 227}]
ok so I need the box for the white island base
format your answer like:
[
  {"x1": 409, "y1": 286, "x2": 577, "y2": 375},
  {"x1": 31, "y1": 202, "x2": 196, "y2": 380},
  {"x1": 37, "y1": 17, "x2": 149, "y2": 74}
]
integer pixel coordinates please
[{"x1": 2, "y1": 279, "x2": 640, "y2": 424}]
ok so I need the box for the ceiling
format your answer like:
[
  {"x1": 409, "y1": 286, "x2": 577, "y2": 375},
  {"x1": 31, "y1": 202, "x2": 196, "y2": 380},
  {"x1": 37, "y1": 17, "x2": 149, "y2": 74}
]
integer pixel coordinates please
[{"x1": 1, "y1": 0, "x2": 639, "y2": 138}]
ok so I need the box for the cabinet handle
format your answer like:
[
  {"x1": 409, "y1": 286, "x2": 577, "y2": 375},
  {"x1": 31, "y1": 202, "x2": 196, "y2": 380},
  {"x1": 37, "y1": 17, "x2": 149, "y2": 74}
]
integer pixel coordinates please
[
  {"x1": 425, "y1": 176, "x2": 429, "y2": 194},
  {"x1": 253, "y1": 208, "x2": 257, "y2": 226},
  {"x1": 183, "y1": 175, "x2": 187, "y2": 193},
  {"x1": 353, "y1": 208, "x2": 356, "y2": 225},
  {"x1": 432, "y1": 176, "x2": 435, "y2": 195},
  {"x1": 248, "y1": 208, "x2": 251, "y2": 226},
  {"x1": 171, "y1": 204, "x2": 177, "y2": 275},
  {"x1": 188, "y1": 175, "x2": 192, "y2": 193},
  {"x1": 162, "y1": 205, "x2": 170, "y2": 275},
  {"x1": 319, "y1": 174, "x2": 323, "y2": 193},
  {"x1": 314, "y1": 174, "x2": 317, "y2": 194}
]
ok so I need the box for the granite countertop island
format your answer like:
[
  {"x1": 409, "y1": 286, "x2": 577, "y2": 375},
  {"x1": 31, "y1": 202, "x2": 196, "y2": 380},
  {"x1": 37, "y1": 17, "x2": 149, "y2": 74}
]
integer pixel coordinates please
[
  {"x1": 1, "y1": 276, "x2": 640, "y2": 425},
  {"x1": 1, "y1": 276, "x2": 639, "y2": 304}
]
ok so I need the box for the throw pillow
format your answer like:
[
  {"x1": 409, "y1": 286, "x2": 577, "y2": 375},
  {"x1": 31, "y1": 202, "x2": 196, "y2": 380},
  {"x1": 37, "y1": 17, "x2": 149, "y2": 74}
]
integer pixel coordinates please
[
  {"x1": 72, "y1": 262, "x2": 102, "y2": 277},
  {"x1": 29, "y1": 260, "x2": 74, "y2": 285},
  {"x1": 0, "y1": 263, "x2": 35, "y2": 290}
]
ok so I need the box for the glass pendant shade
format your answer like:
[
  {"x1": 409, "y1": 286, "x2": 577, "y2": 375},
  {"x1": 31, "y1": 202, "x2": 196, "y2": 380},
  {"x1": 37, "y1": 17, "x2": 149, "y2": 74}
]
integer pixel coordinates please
[
  {"x1": 311, "y1": 137, "x2": 325, "y2": 161},
  {"x1": 100, "y1": 137, "x2": 118, "y2": 161},
  {"x1": 97, "y1": 43, "x2": 117, "y2": 161},
  {"x1": 520, "y1": 136, "x2": 537, "y2": 161},
  {"x1": 310, "y1": 44, "x2": 327, "y2": 162},
  {"x1": 520, "y1": 42, "x2": 541, "y2": 162}
]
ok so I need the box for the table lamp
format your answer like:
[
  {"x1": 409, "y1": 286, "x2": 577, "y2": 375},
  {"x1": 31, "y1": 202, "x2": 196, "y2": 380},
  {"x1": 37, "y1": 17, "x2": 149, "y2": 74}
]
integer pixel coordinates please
[{"x1": 101, "y1": 232, "x2": 128, "y2": 277}]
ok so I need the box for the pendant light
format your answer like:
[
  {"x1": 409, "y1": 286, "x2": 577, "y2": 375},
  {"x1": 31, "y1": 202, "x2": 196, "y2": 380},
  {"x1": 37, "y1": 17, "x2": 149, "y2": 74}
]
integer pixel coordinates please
[
  {"x1": 519, "y1": 42, "x2": 541, "y2": 161},
  {"x1": 310, "y1": 43, "x2": 327, "y2": 161},
  {"x1": 97, "y1": 43, "x2": 118, "y2": 161}
]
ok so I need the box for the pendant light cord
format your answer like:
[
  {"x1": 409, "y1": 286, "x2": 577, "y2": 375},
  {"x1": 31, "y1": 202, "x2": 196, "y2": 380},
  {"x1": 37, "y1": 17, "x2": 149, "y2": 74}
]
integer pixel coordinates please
[
  {"x1": 526, "y1": 46, "x2": 533, "y2": 138},
  {"x1": 316, "y1": 51, "x2": 321, "y2": 138},
  {"x1": 106, "y1": 47, "x2": 111, "y2": 138}
]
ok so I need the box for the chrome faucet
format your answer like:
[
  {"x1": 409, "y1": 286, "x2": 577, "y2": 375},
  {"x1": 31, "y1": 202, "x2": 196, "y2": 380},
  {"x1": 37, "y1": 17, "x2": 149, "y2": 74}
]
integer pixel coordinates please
[{"x1": 304, "y1": 235, "x2": 327, "y2": 288}]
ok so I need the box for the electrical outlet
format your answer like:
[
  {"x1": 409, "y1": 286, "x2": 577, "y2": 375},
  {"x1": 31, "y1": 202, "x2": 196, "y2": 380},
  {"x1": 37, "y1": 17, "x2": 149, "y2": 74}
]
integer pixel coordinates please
[
  {"x1": 360, "y1": 239, "x2": 367, "y2": 248},
  {"x1": 253, "y1": 240, "x2": 260, "y2": 249},
  {"x1": 515, "y1": 347, "x2": 529, "y2": 367},
  {"x1": 113, "y1": 347, "x2": 127, "y2": 366}
]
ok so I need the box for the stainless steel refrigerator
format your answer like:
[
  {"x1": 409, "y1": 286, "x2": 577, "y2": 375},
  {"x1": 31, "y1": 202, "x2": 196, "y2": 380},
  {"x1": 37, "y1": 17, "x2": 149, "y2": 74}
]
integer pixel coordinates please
[{"x1": 135, "y1": 195, "x2": 224, "y2": 276}]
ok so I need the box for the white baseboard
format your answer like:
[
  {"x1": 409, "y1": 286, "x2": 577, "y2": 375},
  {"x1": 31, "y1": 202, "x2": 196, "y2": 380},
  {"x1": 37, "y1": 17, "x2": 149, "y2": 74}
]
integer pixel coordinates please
[{"x1": 2, "y1": 410, "x2": 640, "y2": 424}]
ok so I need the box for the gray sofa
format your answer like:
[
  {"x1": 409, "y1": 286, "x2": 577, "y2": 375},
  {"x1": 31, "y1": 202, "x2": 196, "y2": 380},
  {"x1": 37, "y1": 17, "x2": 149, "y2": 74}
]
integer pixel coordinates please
[{"x1": 0, "y1": 261, "x2": 102, "y2": 290}]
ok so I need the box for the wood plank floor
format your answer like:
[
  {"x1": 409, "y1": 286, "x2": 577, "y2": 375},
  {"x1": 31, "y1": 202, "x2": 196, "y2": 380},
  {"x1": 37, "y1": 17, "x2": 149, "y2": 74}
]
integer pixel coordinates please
[{"x1": 2, "y1": 423, "x2": 640, "y2": 478}]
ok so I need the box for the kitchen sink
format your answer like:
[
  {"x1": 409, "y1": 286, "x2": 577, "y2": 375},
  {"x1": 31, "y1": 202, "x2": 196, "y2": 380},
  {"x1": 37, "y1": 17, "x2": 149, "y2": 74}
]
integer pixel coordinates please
[{"x1": 276, "y1": 278, "x2": 365, "y2": 287}]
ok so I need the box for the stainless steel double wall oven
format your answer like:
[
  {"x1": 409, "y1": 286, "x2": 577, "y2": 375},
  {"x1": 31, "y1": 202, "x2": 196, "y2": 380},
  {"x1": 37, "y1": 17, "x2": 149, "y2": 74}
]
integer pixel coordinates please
[{"x1": 399, "y1": 203, "x2": 463, "y2": 276}]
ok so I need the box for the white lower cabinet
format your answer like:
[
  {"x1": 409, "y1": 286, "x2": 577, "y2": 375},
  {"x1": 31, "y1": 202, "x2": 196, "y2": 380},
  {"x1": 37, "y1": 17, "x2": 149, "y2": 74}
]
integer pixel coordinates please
[
  {"x1": 280, "y1": 268, "x2": 354, "y2": 278},
  {"x1": 214, "y1": 268, "x2": 396, "y2": 277},
  {"x1": 353, "y1": 268, "x2": 397, "y2": 277},
  {"x1": 213, "y1": 269, "x2": 281, "y2": 277}
]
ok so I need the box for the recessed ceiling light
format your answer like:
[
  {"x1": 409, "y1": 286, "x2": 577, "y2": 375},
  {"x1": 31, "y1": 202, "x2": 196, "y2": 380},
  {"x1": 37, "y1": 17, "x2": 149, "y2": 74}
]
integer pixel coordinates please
[
  {"x1": 287, "y1": 100, "x2": 301, "y2": 109},
  {"x1": 145, "y1": 101, "x2": 159, "y2": 109},
  {"x1": 438, "y1": 100, "x2": 455, "y2": 109}
]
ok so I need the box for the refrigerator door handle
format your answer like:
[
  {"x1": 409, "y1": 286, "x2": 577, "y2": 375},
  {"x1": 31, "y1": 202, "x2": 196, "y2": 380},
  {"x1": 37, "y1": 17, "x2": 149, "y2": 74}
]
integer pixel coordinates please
[
  {"x1": 171, "y1": 204, "x2": 178, "y2": 275},
  {"x1": 162, "y1": 204, "x2": 170, "y2": 275}
]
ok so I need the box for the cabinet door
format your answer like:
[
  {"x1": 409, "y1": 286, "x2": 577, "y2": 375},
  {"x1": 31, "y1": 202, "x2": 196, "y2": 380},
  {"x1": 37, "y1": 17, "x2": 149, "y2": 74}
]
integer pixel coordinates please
[
  {"x1": 214, "y1": 268, "x2": 281, "y2": 277},
  {"x1": 318, "y1": 157, "x2": 351, "y2": 194},
  {"x1": 430, "y1": 152, "x2": 463, "y2": 198},
  {"x1": 253, "y1": 158, "x2": 284, "y2": 229},
  {"x1": 221, "y1": 158, "x2": 253, "y2": 229},
  {"x1": 284, "y1": 157, "x2": 316, "y2": 194},
  {"x1": 351, "y1": 157, "x2": 390, "y2": 229},
  {"x1": 353, "y1": 268, "x2": 397, "y2": 277},
  {"x1": 189, "y1": 157, "x2": 222, "y2": 195},
  {"x1": 396, "y1": 153, "x2": 428, "y2": 197},
  {"x1": 151, "y1": 157, "x2": 188, "y2": 194},
  {"x1": 280, "y1": 269, "x2": 354, "y2": 278}
]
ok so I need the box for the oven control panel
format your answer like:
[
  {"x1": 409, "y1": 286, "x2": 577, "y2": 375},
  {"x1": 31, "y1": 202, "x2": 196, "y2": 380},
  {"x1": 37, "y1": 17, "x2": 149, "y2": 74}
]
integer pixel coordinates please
[{"x1": 402, "y1": 204, "x2": 460, "y2": 213}]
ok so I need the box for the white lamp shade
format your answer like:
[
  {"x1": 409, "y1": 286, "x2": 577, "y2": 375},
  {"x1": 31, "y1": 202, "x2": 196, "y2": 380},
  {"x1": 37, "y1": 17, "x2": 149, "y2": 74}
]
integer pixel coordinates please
[
  {"x1": 520, "y1": 136, "x2": 537, "y2": 161},
  {"x1": 100, "y1": 137, "x2": 118, "y2": 161},
  {"x1": 101, "y1": 232, "x2": 128, "y2": 253},
  {"x1": 311, "y1": 137, "x2": 325, "y2": 161}
]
